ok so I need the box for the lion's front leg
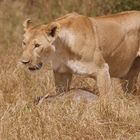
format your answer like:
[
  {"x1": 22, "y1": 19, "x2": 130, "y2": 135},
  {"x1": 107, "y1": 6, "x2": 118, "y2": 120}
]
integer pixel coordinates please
[
  {"x1": 67, "y1": 59, "x2": 113, "y2": 96},
  {"x1": 96, "y1": 63, "x2": 113, "y2": 97},
  {"x1": 35, "y1": 72, "x2": 72, "y2": 105},
  {"x1": 54, "y1": 71, "x2": 72, "y2": 93}
]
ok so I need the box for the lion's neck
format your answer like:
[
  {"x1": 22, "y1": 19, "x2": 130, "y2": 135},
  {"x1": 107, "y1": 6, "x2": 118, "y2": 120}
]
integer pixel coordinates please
[
  {"x1": 50, "y1": 33, "x2": 79, "y2": 73},
  {"x1": 50, "y1": 38, "x2": 70, "y2": 73}
]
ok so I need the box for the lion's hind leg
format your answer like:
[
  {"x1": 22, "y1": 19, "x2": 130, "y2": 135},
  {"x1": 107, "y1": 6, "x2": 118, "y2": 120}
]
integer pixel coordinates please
[{"x1": 124, "y1": 57, "x2": 140, "y2": 94}]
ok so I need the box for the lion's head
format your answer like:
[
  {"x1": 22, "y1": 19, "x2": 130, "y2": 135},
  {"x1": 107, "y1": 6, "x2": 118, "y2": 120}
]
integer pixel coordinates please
[{"x1": 20, "y1": 19, "x2": 60, "y2": 71}]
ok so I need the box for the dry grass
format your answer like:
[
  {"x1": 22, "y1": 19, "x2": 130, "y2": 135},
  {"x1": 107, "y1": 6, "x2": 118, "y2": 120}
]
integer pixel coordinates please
[{"x1": 0, "y1": 0, "x2": 140, "y2": 139}]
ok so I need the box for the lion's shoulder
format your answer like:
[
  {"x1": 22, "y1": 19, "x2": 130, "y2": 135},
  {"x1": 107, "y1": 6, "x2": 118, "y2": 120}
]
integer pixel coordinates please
[{"x1": 56, "y1": 13, "x2": 96, "y2": 59}]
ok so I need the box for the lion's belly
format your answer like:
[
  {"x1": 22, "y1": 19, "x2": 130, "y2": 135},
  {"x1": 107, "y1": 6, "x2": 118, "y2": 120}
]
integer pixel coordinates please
[
  {"x1": 105, "y1": 34, "x2": 139, "y2": 78},
  {"x1": 107, "y1": 56, "x2": 135, "y2": 78}
]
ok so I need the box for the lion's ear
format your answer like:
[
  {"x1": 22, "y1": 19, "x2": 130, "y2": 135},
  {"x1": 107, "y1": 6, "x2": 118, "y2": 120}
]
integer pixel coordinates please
[
  {"x1": 47, "y1": 22, "x2": 60, "y2": 38},
  {"x1": 23, "y1": 19, "x2": 33, "y2": 31}
]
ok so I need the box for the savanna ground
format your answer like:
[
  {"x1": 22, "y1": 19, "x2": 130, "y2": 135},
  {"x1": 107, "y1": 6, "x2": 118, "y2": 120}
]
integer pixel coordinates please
[{"x1": 1, "y1": 0, "x2": 140, "y2": 139}]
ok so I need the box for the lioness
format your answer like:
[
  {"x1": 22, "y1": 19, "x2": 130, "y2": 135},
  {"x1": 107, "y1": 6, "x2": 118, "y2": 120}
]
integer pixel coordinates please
[{"x1": 20, "y1": 11, "x2": 140, "y2": 96}]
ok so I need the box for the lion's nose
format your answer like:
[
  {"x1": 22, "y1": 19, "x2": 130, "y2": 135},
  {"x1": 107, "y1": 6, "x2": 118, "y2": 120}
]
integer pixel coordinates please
[{"x1": 21, "y1": 60, "x2": 30, "y2": 65}]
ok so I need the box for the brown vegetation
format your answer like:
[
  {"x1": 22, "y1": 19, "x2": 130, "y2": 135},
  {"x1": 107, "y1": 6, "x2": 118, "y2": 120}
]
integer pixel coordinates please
[{"x1": 0, "y1": 0, "x2": 140, "y2": 139}]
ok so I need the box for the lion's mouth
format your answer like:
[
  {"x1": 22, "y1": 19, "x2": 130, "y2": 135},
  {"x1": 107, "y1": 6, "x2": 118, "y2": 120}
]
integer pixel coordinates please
[{"x1": 28, "y1": 62, "x2": 43, "y2": 71}]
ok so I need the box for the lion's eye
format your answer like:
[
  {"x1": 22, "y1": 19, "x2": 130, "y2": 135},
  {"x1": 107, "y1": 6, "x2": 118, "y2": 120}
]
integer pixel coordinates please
[
  {"x1": 34, "y1": 43, "x2": 40, "y2": 48},
  {"x1": 23, "y1": 41, "x2": 26, "y2": 45}
]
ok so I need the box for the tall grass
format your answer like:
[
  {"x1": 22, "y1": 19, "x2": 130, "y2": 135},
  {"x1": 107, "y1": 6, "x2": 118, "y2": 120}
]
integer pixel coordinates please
[{"x1": 0, "y1": 0, "x2": 140, "y2": 139}]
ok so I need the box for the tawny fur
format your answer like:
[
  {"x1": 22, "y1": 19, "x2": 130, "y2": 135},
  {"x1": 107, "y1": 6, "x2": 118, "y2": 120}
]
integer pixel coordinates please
[{"x1": 21, "y1": 11, "x2": 140, "y2": 95}]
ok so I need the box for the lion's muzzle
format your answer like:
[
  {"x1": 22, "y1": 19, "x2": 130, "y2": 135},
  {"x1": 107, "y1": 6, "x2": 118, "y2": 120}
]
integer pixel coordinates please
[{"x1": 28, "y1": 62, "x2": 43, "y2": 71}]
